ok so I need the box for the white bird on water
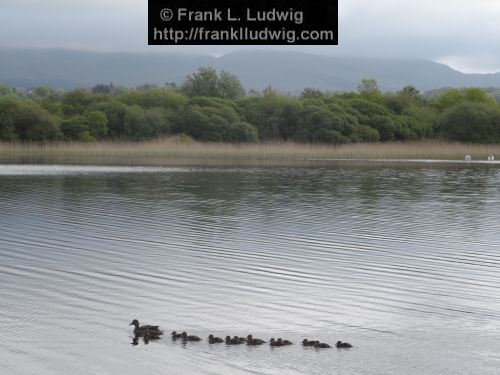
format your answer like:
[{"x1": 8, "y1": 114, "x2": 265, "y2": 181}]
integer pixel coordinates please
[
  {"x1": 488, "y1": 155, "x2": 495, "y2": 161},
  {"x1": 465, "y1": 155, "x2": 472, "y2": 161}
]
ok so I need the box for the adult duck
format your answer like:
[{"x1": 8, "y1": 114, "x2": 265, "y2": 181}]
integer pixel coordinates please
[{"x1": 129, "y1": 319, "x2": 163, "y2": 337}]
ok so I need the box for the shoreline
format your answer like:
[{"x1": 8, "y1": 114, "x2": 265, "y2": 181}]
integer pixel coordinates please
[{"x1": 0, "y1": 140, "x2": 499, "y2": 167}]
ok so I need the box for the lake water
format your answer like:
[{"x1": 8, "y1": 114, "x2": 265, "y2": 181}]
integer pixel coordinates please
[{"x1": 1, "y1": 163, "x2": 500, "y2": 375}]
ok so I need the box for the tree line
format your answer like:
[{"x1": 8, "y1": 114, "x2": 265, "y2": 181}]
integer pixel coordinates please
[{"x1": 1, "y1": 68, "x2": 500, "y2": 143}]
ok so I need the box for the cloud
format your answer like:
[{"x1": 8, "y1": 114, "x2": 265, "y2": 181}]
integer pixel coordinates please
[
  {"x1": 0, "y1": 0, "x2": 499, "y2": 72},
  {"x1": 335, "y1": 0, "x2": 500, "y2": 72}
]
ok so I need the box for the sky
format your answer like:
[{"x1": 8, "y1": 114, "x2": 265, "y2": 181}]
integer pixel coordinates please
[{"x1": 0, "y1": 0, "x2": 500, "y2": 73}]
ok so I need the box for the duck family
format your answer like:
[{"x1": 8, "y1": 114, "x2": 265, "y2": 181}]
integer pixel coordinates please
[{"x1": 129, "y1": 319, "x2": 353, "y2": 349}]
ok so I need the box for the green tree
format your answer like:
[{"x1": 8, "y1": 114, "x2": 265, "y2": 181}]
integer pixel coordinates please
[
  {"x1": 438, "y1": 102, "x2": 500, "y2": 143},
  {"x1": 237, "y1": 95, "x2": 284, "y2": 140},
  {"x1": 32, "y1": 86, "x2": 54, "y2": 99},
  {"x1": 0, "y1": 97, "x2": 18, "y2": 140},
  {"x1": 92, "y1": 84, "x2": 114, "y2": 95},
  {"x1": 144, "y1": 107, "x2": 172, "y2": 137},
  {"x1": 368, "y1": 115, "x2": 397, "y2": 141},
  {"x1": 172, "y1": 100, "x2": 257, "y2": 142},
  {"x1": 400, "y1": 85, "x2": 421, "y2": 98},
  {"x1": 61, "y1": 115, "x2": 94, "y2": 141},
  {"x1": 348, "y1": 99, "x2": 389, "y2": 125},
  {"x1": 294, "y1": 106, "x2": 351, "y2": 144},
  {"x1": 301, "y1": 88, "x2": 323, "y2": 99},
  {"x1": 89, "y1": 100, "x2": 128, "y2": 138},
  {"x1": 358, "y1": 79, "x2": 380, "y2": 95},
  {"x1": 119, "y1": 88, "x2": 187, "y2": 109},
  {"x1": 0, "y1": 83, "x2": 13, "y2": 96},
  {"x1": 62, "y1": 89, "x2": 109, "y2": 116},
  {"x1": 384, "y1": 86, "x2": 423, "y2": 114},
  {"x1": 0, "y1": 97, "x2": 61, "y2": 141},
  {"x1": 402, "y1": 106, "x2": 436, "y2": 138},
  {"x1": 181, "y1": 67, "x2": 221, "y2": 98},
  {"x1": 181, "y1": 67, "x2": 245, "y2": 100},
  {"x1": 217, "y1": 71, "x2": 245, "y2": 100},
  {"x1": 230, "y1": 121, "x2": 258, "y2": 142},
  {"x1": 462, "y1": 87, "x2": 496, "y2": 105},
  {"x1": 351, "y1": 125, "x2": 380, "y2": 142},
  {"x1": 435, "y1": 89, "x2": 463, "y2": 110},
  {"x1": 123, "y1": 105, "x2": 148, "y2": 140},
  {"x1": 86, "y1": 111, "x2": 108, "y2": 139}
]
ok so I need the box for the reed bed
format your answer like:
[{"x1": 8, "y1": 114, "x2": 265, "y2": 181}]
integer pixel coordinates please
[{"x1": 0, "y1": 139, "x2": 499, "y2": 166}]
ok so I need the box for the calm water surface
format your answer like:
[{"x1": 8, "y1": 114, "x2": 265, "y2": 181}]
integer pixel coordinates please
[{"x1": 1, "y1": 164, "x2": 500, "y2": 375}]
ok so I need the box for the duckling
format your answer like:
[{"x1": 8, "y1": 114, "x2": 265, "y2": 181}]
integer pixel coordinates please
[
  {"x1": 208, "y1": 334, "x2": 224, "y2": 343},
  {"x1": 270, "y1": 338, "x2": 280, "y2": 347},
  {"x1": 181, "y1": 332, "x2": 201, "y2": 341},
  {"x1": 233, "y1": 336, "x2": 246, "y2": 344},
  {"x1": 246, "y1": 334, "x2": 266, "y2": 345},
  {"x1": 277, "y1": 338, "x2": 293, "y2": 346},
  {"x1": 302, "y1": 339, "x2": 319, "y2": 347},
  {"x1": 170, "y1": 331, "x2": 183, "y2": 340},
  {"x1": 314, "y1": 342, "x2": 331, "y2": 348},
  {"x1": 225, "y1": 335, "x2": 241, "y2": 345},
  {"x1": 336, "y1": 341, "x2": 352, "y2": 348},
  {"x1": 129, "y1": 319, "x2": 163, "y2": 337}
]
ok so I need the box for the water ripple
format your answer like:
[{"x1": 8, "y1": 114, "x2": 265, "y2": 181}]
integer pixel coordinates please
[{"x1": 1, "y1": 164, "x2": 500, "y2": 375}]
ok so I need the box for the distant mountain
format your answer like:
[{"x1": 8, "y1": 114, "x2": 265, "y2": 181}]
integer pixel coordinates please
[{"x1": 1, "y1": 48, "x2": 500, "y2": 92}]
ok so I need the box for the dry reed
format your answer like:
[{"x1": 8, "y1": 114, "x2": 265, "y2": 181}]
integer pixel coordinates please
[{"x1": 0, "y1": 139, "x2": 499, "y2": 166}]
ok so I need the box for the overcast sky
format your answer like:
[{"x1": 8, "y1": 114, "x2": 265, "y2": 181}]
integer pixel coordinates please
[{"x1": 0, "y1": 0, "x2": 499, "y2": 73}]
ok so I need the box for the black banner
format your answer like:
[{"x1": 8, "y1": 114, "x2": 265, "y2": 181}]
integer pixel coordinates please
[{"x1": 148, "y1": 0, "x2": 338, "y2": 45}]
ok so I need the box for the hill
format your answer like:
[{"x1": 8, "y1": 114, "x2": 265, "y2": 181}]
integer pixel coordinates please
[{"x1": 1, "y1": 48, "x2": 500, "y2": 92}]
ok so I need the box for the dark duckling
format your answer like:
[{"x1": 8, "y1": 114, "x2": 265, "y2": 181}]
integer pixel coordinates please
[
  {"x1": 270, "y1": 338, "x2": 280, "y2": 347},
  {"x1": 129, "y1": 319, "x2": 163, "y2": 337},
  {"x1": 302, "y1": 339, "x2": 319, "y2": 347},
  {"x1": 233, "y1": 336, "x2": 247, "y2": 344},
  {"x1": 208, "y1": 334, "x2": 224, "y2": 343},
  {"x1": 277, "y1": 338, "x2": 293, "y2": 346},
  {"x1": 336, "y1": 341, "x2": 353, "y2": 348},
  {"x1": 181, "y1": 332, "x2": 201, "y2": 342},
  {"x1": 170, "y1": 331, "x2": 183, "y2": 340},
  {"x1": 246, "y1": 334, "x2": 266, "y2": 345},
  {"x1": 225, "y1": 335, "x2": 241, "y2": 345},
  {"x1": 314, "y1": 342, "x2": 331, "y2": 348}
]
